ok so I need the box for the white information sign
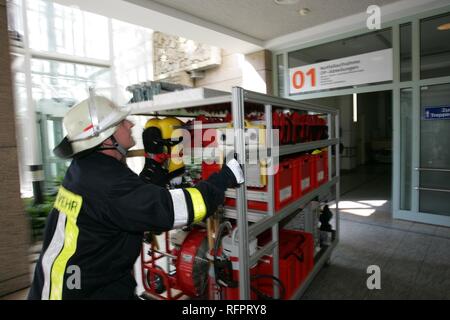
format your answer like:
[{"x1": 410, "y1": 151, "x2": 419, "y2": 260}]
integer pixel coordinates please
[{"x1": 289, "y1": 48, "x2": 393, "y2": 94}]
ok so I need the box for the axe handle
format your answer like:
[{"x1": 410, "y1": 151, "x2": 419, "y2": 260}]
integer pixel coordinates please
[{"x1": 206, "y1": 217, "x2": 216, "y2": 252}]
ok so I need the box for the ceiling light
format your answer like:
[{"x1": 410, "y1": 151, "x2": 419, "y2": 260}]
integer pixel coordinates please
[
  {"x1": 274, "y1": 0, "x2": 299, "y2": 5},
  {"x1": 298, "y1": 8, "x2": 311, "y2": 16},
  {"x1": 437, "y1": 22, "x2": 450, "y2": 31}
]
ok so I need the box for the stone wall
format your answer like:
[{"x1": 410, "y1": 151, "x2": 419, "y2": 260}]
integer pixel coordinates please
[
  {"x1": 152, "y1": 32, "x2": 272, "y2": 94},
  {"x1": 196, "y1": 49, "x2": 273, "y2": 94},
  {"x1": 0, "y1": 0, "x2": 30, "y2": 297},
  {"x1": 153, "y1": 31, "x2": 221, "y2": 85}
]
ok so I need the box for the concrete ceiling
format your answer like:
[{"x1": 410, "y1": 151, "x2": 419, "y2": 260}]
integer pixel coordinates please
[
  {"x1": 55, "y1": 0, "x2": 450, "y2": 53},
  {"x1": 145, "y1": 0, "x2": 401, "y2": 41}
]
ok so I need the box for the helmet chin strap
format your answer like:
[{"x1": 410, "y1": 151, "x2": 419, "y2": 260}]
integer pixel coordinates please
[{"x1": 98, "y1": 135, "x2": 128, "y2": 157}]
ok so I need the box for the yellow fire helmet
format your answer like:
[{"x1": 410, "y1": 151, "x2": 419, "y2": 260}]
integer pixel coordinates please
[{"x1": 142, "y1": 117, "x2": 185, "y2": 178}]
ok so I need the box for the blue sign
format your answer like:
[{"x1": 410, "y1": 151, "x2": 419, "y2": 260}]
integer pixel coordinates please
[{"x1": 423, "y1": 106, "x2": 450, "y2": 120}]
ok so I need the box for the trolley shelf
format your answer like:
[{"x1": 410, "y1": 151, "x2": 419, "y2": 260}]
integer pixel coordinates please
[
  {"x1": 248, "y1": 177, "x2": 339, "y2": 240},
  {"x1": 128, "y1": 94, "x2": 231, "y2": 115},
  {"x1": 223, "y1": 207, "x2": 268, "y2": 223},
  {"x1": 250, "y1": 241, "x2": 278, "y2": 267},
  {"x1": 225, "y1": 189, "x2": 269, "y2": 201},
  {"x1": 223, "y1": 176, "x2": 338, "y2": 239},
  {"x1": 279, "y1": 138, "x2": 339, "y2": 156}
]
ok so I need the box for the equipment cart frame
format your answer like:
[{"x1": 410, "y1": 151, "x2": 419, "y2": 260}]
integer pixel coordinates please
[{"x1": 128, "y1": 86, "x2": 340, "y2": 300}]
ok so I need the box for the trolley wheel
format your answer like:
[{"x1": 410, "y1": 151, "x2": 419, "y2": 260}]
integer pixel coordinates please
[{"x1": 146, "y1": 267, "x2": 166, "y2": 294}]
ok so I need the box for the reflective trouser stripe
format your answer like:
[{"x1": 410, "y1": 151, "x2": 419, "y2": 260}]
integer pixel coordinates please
[
  {"x1": 185, "y1": 188, "x2": 207, "y2": 223},
  {"x1": 169, "y1": 189, "x2": 189, "y2": 228},
  {"x1": 41, "y1": 213, "x2": 67, "y2": 300}
]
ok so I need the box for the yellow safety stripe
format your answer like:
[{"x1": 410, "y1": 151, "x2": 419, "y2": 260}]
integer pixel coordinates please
[
  {"x1": 185, "y1": 188, "x2": 207, "y2": 223},
  {"x1": 50, "y1": 187, "x2": 82, "y2": 300}
]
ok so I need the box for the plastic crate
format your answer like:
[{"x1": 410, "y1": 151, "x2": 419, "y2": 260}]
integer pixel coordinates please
[
  {"x1": 292, "y1": 154, "x2": 313, "y2": 199},
  {"x1": 256, "y1": 229, "x2": 314, "y2": 299},
  {"x1": 224, "y1": 158, "x2": 295, "y2": 212},
  {"x1": 311, "y1": 151, "x2": 328, "y2": 188}
]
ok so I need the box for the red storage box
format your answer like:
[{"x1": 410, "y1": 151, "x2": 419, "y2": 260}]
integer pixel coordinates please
[
  {"x1": 292, "y1": 155, "x2": 313, "y2": 198},
  {"x1": 256, "y1": 230, "x2": 314, "y2": 300},
  {"x1": 311, "y1": 151, "x2": 329, "y2": 187},
  {"x1": 224, "y1": 159, "x2": 295, "y2": 212}
]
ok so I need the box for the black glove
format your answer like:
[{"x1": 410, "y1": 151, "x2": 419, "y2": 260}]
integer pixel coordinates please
[{"x1": 203, "y1": 158, "x2": 245, "y2": 194}]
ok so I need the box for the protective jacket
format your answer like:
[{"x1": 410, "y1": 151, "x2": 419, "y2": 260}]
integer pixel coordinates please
[{"x1": 28, "y1": 152, "x2": 234, "y2": 300}]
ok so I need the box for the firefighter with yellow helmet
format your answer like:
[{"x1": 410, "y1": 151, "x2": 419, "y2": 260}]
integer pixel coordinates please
[{"x1": 28, "y1": 93, "x2": 244, "y2": 300}]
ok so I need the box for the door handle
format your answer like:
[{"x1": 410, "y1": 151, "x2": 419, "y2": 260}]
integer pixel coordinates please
[
  {"x1": 414, "y1": 167, "x2": 450, "y2": 172},
  {"x1": 413, "y1": 186, "x2": 450, "y2": 193}
]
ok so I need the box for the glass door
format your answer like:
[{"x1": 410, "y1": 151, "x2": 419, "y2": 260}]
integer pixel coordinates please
[{"x1": 417, "y1": 83, "x2": 450, "y2": 217}]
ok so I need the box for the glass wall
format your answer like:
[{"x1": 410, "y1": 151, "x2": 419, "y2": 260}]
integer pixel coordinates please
[
  {"x1": 8, "y1": 0, "x2": 154, "y2": 196},
  {"x1": 26, "y1": 0, "x2": 109, "y2": 59},
  {"x1": 112, "y1": 19, "x2": 153, "y2": 105},
  {"x1": 400, "y1": 88, "x2": 412, "y2": 210},
  {"x1": 400, "y1": 23, "x2": 412, "y2": 82},
  {"x1": 420, "y1": 13, "x2": 450, "y2": 79},
  {"x1": 31, "y1": 59, "x2": 111, "y2": 100},
  {"x1": 30, "y1": 59, "x2": 111, "y2": 188}
]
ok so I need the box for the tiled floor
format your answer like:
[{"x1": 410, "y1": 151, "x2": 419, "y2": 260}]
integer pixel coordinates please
[
  {"x1": 2, "y1": 164, "x2": 449, "y2": 300},
  {"x1": 302, "y1": 163, "x2": 450, "y2": 300}
]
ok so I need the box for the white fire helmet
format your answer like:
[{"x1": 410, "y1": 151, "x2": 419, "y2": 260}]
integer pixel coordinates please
[{"x1": 53, "y1": 95, "x2": 130, "y2": 158}]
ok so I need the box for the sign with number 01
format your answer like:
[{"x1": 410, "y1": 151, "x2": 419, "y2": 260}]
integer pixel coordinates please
[{"x1": 289, "y1": 49, "x2": 393, "y2": 94}]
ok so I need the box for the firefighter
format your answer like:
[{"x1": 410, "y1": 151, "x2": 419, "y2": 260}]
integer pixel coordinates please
[{"x1": 28, "y1": 95, "x2": 244, "y2": 300}]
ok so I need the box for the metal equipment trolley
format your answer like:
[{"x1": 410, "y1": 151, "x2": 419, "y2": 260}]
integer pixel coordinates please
[{"x1": 128, "y1": 86, "x2": 340, "y2": 300}]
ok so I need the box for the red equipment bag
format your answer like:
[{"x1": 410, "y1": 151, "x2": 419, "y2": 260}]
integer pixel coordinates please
[
  {"x1": 299, "y1": 114, "x2": 309, "y2": 143},
  {"x1": 273, "y1": 111, "x2": 293, "y2": 145},
  {"x1": 290, "y1": 112, "x2": 303, "y2": 144},
  {"x1": 272, "y1": 111, "x2": 284, "y2": 145}
]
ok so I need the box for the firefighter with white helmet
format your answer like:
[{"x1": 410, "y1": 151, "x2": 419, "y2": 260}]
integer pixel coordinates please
[{"x1": 28, "y1": 94, "x2": 244, "y2": 300}]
